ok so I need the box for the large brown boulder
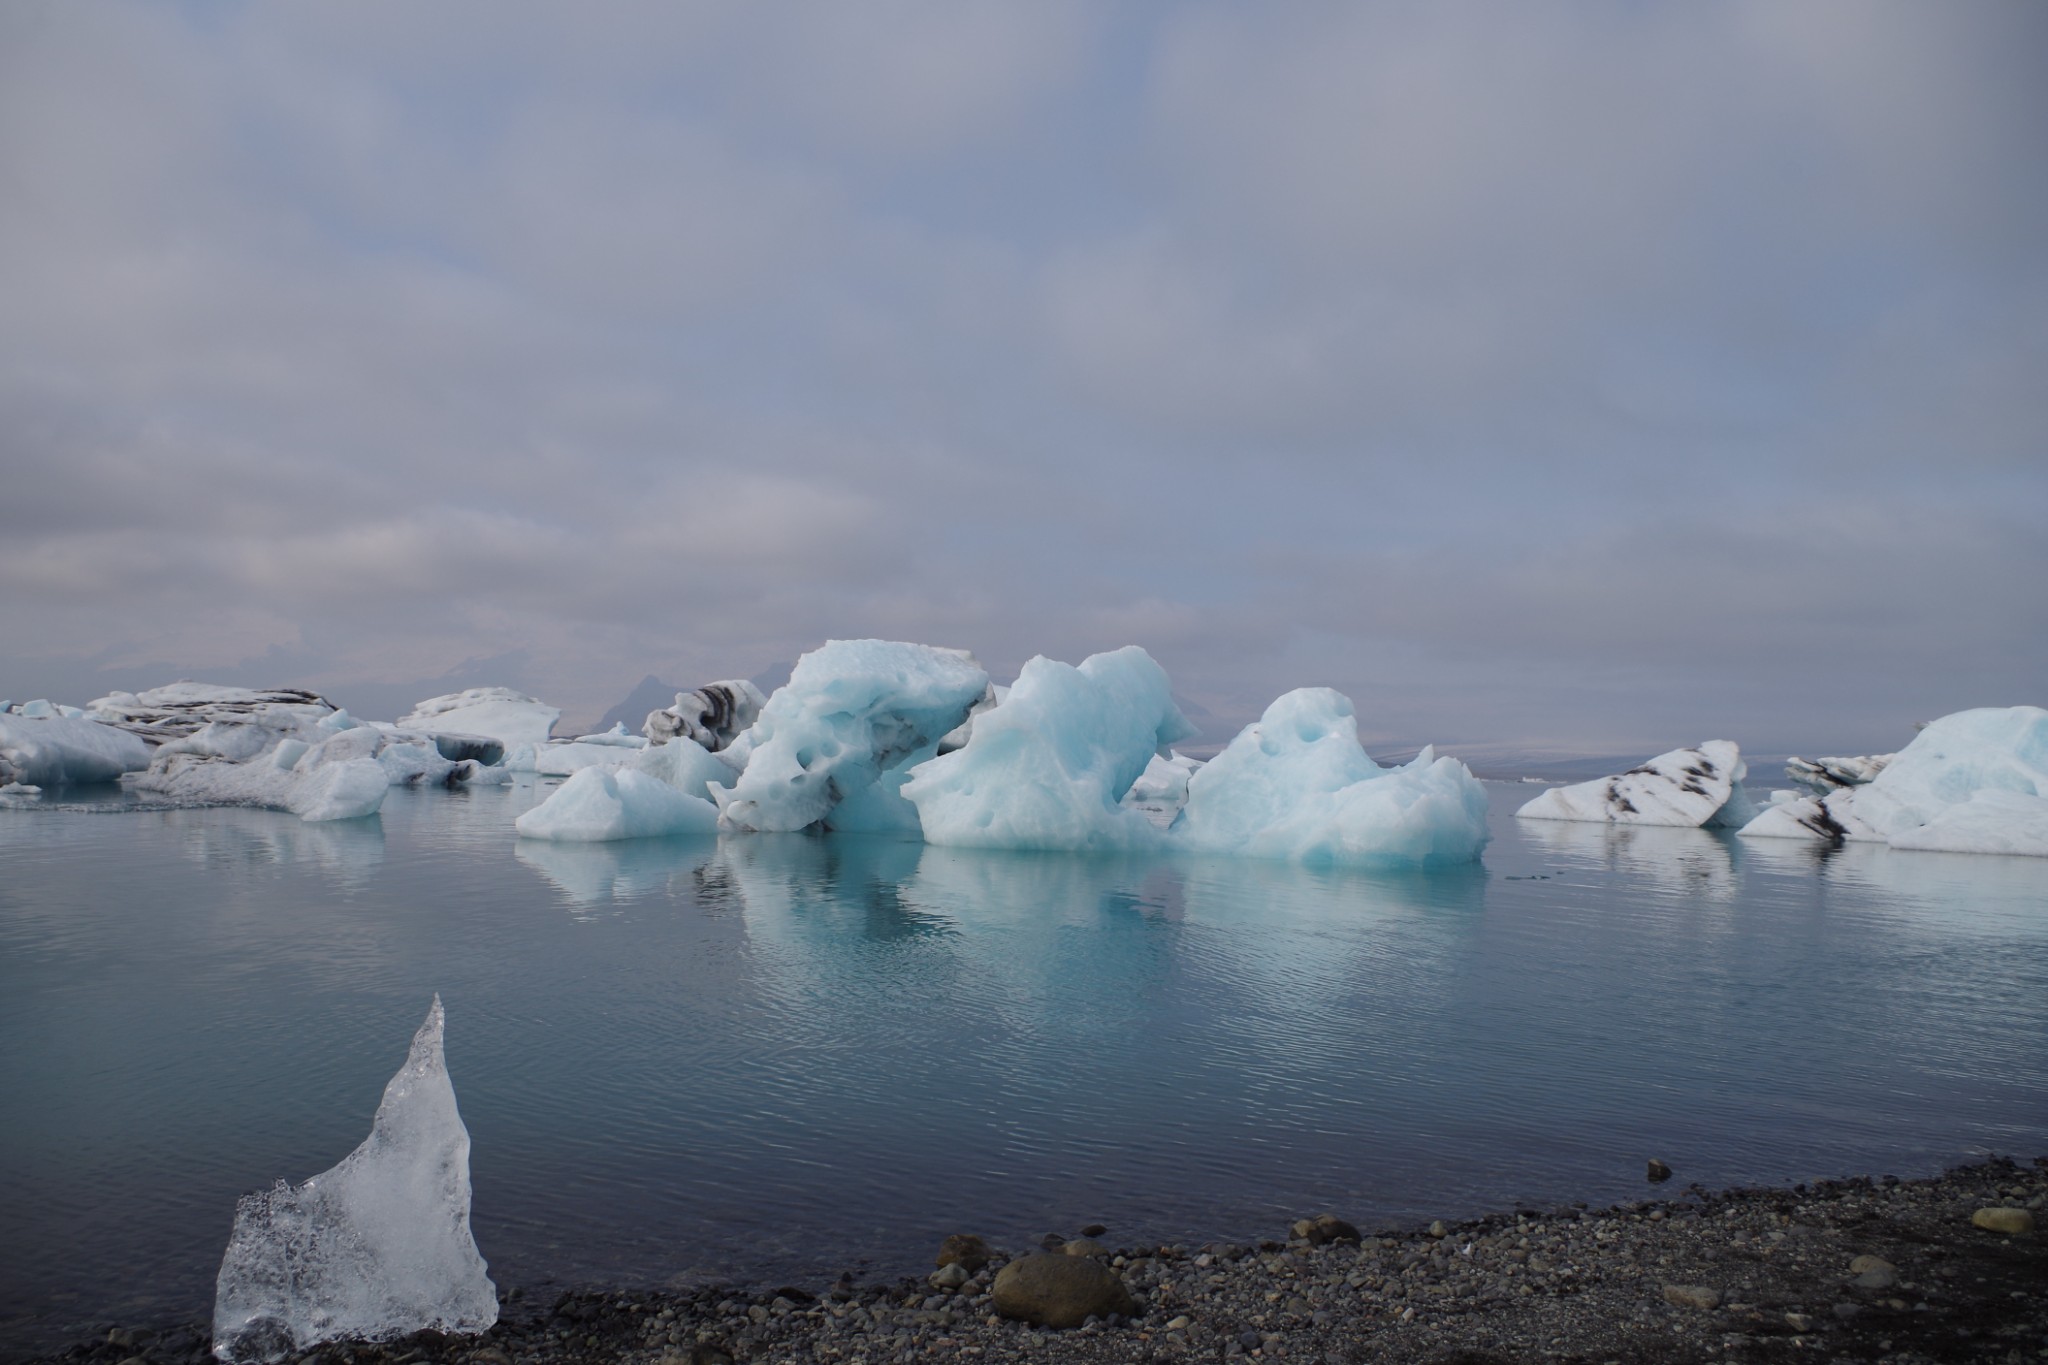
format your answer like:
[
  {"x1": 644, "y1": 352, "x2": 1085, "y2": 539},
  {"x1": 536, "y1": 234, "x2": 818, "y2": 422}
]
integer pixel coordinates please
[{"x1": 991, "y1": 1253, "x2": 1136, "y2": 1329}]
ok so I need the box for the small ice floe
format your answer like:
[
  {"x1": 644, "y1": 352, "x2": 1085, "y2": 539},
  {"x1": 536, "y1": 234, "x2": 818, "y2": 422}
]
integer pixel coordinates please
[
  {"x1": 1173, "y1": 688, "x2": 1490, "y2": 867},
  {"x1": 1515, "y1": 741, "x2": 1757, "y2": 829},
  {"x1": 85, "y1": 684, "x2": 338, "y2": 745},
  {"x1": 212, "y1": 997, "x2": 496, "y2": 1363},
  {"x1": 514, "y1": 766, "x2": 720, "y2": 842},
  {"x1": 1741, "y1": 706, "x2": 2048, "y2": 857},
  {"x1": 1784, "y1": 753, "x2": 1893, "y2": 792}
]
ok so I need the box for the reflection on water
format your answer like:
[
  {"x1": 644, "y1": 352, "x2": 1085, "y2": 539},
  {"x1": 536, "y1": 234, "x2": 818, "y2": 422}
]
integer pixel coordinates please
[
  {"x1": 1519, "y1": 816, "x2": 1738, "y2": 901},
  {"x1": 1, "y1": 783, "x2": 2044, "y2": 1358}
]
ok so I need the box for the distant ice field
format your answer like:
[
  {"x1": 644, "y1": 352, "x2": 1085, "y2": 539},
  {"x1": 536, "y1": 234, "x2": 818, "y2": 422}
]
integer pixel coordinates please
[{"x1": 2, "y1": 780, "x2": 2044, "y2": 1358}]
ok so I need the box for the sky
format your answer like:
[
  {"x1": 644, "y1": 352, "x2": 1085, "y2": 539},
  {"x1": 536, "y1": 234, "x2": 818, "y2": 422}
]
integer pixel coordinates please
[{"x1": 3, "y1": 1, "x2": 2043, "y2": 758}]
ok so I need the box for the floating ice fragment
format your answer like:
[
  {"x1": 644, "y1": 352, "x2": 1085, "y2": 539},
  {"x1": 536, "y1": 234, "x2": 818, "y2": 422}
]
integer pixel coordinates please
[
  {"x1": 0, "y1": 713, "x2": 153, "y2": 787},
  {"x1": 1515, "y1": 741, "x2": 1756, "y2": 828},
  {"x1": 902, "y1": 646, "x2": 1194, "y2": 851},
  {"x1": 397, "y1": 688, "x2": 559, "y2": 749},
  {"x1": 212, "y1": 997, "x2": 496, "y2": 1362},
  {"x1": 1173, "y1": 688, "x2": 1489, "y2": 866},
  {"x1": 514, "y1": 766, "x2": 721, "y2": 842}
]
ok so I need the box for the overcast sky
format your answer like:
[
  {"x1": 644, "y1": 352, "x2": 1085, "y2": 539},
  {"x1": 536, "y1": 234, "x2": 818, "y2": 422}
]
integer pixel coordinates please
[{"x1": 3, "y1": 1, "x2": 2043, "y2": 757}]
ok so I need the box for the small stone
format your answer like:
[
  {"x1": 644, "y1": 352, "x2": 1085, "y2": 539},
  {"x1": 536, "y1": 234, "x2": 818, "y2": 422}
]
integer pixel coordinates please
[
  {"x1": 1061, "y1": 1238, "x2": 1109, "y2": 1259},
  {"x1": 1647, "y1": 1159, "x2": 1673, "y2": 1183},
  {"x1": 1427, "y1": 1221, "x2": 1447, "y2": 1238},
  {"x1": 1290, "y1": 1213, "x2": 1362, "y2": 1246},
  {"x1": 1663, "y1": 1284, "x2": 1721, "y2": 1311},
  {"x1": 1848, "y1": 1254, "x2": 1895, "y2": 1275},
  {"x1": 1831, "y1": 1302, "x2": 1862, "y2": 1320},
  {"x1": 107, "y1": 1330, "x2": 136, "y2": 1349},
  {"x1": 1784, "y1": 1312, "x2": 1815, "y2": 1332},
  {"x1": 937, "y1": 1234, "x2": 995, "y2": 1273},
  {"x1": 930, "y1": 1263, "x2": 971, "y2": 1290},
  {"x1": 1165, "y1": 1316, "x2": 1192, "y2": 1331},
  {"x1": 1080, "y1": 1224, "x2": 1107, "y2": 1238},
  {"x1": 1971, "y1": 1207, "x2": 2034, "y2": 1234}
]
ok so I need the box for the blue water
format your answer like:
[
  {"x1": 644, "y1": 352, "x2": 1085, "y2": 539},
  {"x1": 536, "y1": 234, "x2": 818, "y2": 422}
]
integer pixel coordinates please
[{"x1": 2, "y1": 780, "x2": 2045, "y2": 1357}]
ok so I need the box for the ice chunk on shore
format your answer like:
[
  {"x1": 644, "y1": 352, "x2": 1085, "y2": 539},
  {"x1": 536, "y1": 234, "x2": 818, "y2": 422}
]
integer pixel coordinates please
[
  {"x1": 212, "y1": 997, "x2": 496, "y2": 1362},
  {"x1": 645, "y1": 680, "x2": 766, "y2": 752},
  {"x1": 902, "y1": 646, "x2": 1195, "y2": 852},
  {"x1": 1515, "y1": 741, "x2": 1756, "y2": 828},
  {"x1": 1173, "y1": 689, "x2": 1489, "y2": 866},
  {"x1": 1742, "y1": 707, "x2": 2048, "y2": 857},
  {"x1": 514, "y1": 766, "x2": 720, "y2": 841},
  {"x1": 396, "y1": 688, "x2": 559, "y2": 749},
  {"x1": 717, "y1": 641, "x2": 989, "y2": 833},
  {"x1": 0, "y1": 712, "x2": 153, "y2": 786}
]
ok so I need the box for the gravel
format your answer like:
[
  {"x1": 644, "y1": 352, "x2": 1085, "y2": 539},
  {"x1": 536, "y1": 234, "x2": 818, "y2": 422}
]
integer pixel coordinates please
[{"x1": 22, "y1": 1155, "x2": 2046, "y2": 1365}]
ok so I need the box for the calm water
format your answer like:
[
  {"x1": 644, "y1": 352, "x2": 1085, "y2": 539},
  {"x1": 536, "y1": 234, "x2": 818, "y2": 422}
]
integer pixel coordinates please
[{"x1": 2, "y1": 780, "x2": 2045, "y2": 1357}]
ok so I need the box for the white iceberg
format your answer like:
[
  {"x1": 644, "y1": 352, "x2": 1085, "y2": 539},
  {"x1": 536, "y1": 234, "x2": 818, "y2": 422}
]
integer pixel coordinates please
[
  {"x1": 1123, "y1": 750, "x2": 1202, "y2": 821},
  {"x1": 129, "y1": 726, "x2": 391, "y2": 821},
  {"x1": 396, "y1": 688, "x2": 559, "y2": 750},
  {"x1": 86, "y1": 684, "x2": 338, "y2": 745},
  {"x1": 901, "y1": 646, "x2": 1195, "y2": 851},
  {"x1": 1172, "y1": 688, "x2": 1489, "y2": 867},
  {"x1": 644, "y1": 680, "x2": 767, "y2": 751},
  {"x1": 212, "y1": 997, "x2": 496, "y2": 1362},
  {"x1": 1515, "y1": 741, "x2": 1756, "y2": 828},
  {"x1": 514, "y1": 765, "x2": 720, "y2": 842},
  {"x1": 0, "y1": 711, "x2": 153, "y2": 786},
  {"x1": 628, "y1": 735, "x2": 741, "y2": 798},
  {"x1": 716, "y1": 640, "x2": 990, "y2": 833},
  {"x1": 1740, "y1": 706, "x2": 2048, "y2": 857}
]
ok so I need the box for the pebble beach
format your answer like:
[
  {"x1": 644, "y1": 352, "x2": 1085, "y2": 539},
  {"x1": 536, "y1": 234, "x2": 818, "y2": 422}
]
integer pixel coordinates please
[{"x1": 23, "y1": 1156, "x2": 2045, "y2": 1365}]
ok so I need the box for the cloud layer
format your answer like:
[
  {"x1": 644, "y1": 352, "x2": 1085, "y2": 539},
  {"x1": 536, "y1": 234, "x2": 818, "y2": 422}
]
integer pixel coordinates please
[{"x1": 3, "y1": 2, "x2": 2043, "y2": 755}]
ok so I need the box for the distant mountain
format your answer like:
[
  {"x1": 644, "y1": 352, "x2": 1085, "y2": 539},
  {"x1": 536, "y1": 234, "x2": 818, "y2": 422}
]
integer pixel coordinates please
[{"x1": 594, "y1": 674, "x2": 682, "y2": 737}]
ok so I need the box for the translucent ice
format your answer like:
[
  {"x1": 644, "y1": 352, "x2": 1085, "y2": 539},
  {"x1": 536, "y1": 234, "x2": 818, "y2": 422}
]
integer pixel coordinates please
[
  {"x1": 0, "y1": 712, "x2": 152, "y2": 786},
  {"x1": 717, "y1": 640, "x2": 990, "y2": 833},
  {"x1": 514, "y1": 765, "x2": 721, "y2": 842},
  {"x1": 1173, "y1": 688, "x2": 1489, "y2": 867},
  {"x1": 1515, "y1": 741, "x2": 1756, "y2": 828},
  {"x1": 902, "y1": 646, "x2": 1195, "y2": 852},
  {"x1": 212, "y1": 997, "x2": 496, "y2": 1362}
]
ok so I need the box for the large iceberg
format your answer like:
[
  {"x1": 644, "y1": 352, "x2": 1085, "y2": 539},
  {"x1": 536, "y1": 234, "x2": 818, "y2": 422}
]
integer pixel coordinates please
[
  {"x1": 1515, "y1": 741, "x2": 1756, "y2": 828},
  {"x1": 644, "y1": 680, "x2": 767, "y2": 751},
  {"x1": 901, "y1": 646, "x2": 1195, "y2": 851},
  {"x1": 1740, "y1": 707, "x2": 2048, "y2": 857},
  {"x1": 1173, "y1": 688, "x2": 1489, "y2": 867},
  {"x1": 514, "y1": 766, "x2": 720, "y2": 842},
  {"x1": 0, "y1": 710, "x2": 153, "y2": 786},
  {"x1": 716, "y1": 640, "x2": 990, "y2": 833},
  {"x1": 86, "y1": 684, "x2": 338, "y2": 745},
  {"x1": 397, "y1": 688, "x2": 559, "y2": 749},
  {"x1": 212, "y1": 997, "x2": 496, "y2": 1362}
]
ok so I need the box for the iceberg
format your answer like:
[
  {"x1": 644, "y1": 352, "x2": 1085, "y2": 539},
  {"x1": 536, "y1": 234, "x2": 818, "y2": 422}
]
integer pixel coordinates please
[
  {"x1": 0, "y1": 711, "x2": 153, "y2": 786},
  {"x1": 1740, "y1": 707, "x2": 2048, "y2": 857},
  {"x1": 212, "y1": 997, "x2": 496, "y2": 1362},
  {"x1": 901, "y1": 646, "x2": 1195, "y2": 852},
  {"x1": 86, "y1": 684, "x2": 338, "y2": 745},
  {"x1": 514, "y1": 765, "x2": 720, "y2": 842},
  {"x1": 1515, "y1": 741, "x2": 1757, "y2": 828},
  {"x1": 396, "y1": 688, "x2": 559, "y2": 749},
  {"x1": 716, "y1": 640, "x2": 990, "y2": 833},
  {"x1": 628, "y1": 734, "x2": 741, "y2": 798},
  {"x1": 1123, "y1": 750, "x2": 1202, "y2": 821},
  {"x1": 1173, "y1": 688, "x2": 1490, "y2": 867},
  {"x1": 644, "y1": 680, "x2": 767, "y2": 751},
  {"x1": 1784, "y1": 753, "x2": 1893, "y2": 792},
  {"x1": 127, "y1": 723, "x2": 402, "y2": 821}
]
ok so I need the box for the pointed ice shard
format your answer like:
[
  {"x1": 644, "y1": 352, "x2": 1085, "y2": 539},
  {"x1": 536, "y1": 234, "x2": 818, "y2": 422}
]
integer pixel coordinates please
[{"x1": 212, "y1": 997, "x2": 497, "y2": 1362}]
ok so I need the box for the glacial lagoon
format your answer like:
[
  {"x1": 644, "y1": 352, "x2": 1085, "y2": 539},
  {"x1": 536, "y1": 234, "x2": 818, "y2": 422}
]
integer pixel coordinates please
[{"x1": 2, "y1": 780, "x2": 2045, "y2": 1357}]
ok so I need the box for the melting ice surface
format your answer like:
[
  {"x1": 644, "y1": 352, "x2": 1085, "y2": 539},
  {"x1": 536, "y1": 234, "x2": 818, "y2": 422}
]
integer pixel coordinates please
[{"x1": 212, "y1": 997, "x2": 496, "y2": 1362}]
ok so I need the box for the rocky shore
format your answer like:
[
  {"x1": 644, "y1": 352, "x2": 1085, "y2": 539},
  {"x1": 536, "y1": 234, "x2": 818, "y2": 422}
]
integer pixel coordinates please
[{"x1": 25, "y1": 1157, "x2": 2043, "y2": 1365}]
